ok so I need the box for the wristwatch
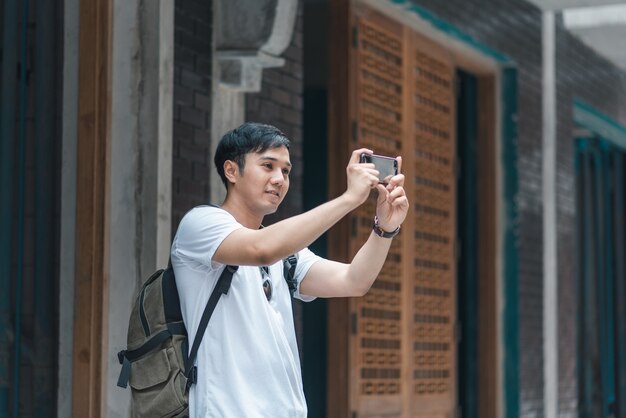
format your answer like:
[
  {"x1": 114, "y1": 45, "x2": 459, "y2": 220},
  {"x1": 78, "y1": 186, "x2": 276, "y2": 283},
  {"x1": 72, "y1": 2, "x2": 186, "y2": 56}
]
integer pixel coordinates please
[{"x1": 372, "y1": 216, "x2": 400, "y2": 238}]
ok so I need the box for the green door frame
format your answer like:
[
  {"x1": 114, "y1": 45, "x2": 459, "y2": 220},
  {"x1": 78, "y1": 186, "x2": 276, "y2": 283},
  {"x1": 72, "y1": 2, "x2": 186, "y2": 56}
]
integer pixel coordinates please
[{"x1": 501, "y1": 66, "x2": 520, "y2": 418}]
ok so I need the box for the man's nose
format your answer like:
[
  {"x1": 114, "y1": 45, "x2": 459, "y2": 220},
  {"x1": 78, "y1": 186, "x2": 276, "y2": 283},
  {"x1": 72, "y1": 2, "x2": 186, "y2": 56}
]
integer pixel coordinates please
[{"x1": 270, "y1": 170, "x2": 284, "y2": 185}]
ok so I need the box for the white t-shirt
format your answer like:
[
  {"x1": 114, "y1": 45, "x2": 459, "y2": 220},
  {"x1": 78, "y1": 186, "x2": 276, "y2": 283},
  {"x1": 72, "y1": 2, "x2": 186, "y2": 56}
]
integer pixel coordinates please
[{"x1": 171, "y1": 206, "x2": 321, "y2": 418}]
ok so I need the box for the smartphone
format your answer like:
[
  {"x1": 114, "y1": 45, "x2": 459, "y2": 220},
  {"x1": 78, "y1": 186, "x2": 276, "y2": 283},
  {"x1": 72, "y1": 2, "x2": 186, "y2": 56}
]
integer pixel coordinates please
[{"x1": 359, "y1": 153, "x2": 398, "y2": 184}]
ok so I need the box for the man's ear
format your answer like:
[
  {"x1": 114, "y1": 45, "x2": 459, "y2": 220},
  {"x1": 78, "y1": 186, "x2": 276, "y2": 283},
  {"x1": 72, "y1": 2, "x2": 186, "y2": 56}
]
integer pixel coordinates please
[{"x1": 223, "y1": 160, "x2": 238, "y2": 185}]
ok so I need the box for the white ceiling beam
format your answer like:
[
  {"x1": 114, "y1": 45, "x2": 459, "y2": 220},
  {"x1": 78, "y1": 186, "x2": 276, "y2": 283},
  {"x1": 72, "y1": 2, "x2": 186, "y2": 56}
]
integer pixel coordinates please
[
  {"x1": 526, "y1": 0, "x2": 626, "y2": 11},
  {"x1": 563, "y1": 4, "x2": 626, "y2": 28}
]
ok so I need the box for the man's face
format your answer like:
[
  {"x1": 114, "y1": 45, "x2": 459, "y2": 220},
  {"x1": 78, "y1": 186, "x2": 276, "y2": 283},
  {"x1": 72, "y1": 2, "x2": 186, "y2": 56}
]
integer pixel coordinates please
[{"x1": 235, "y1": 146, "x2": 291, "y2": 215}]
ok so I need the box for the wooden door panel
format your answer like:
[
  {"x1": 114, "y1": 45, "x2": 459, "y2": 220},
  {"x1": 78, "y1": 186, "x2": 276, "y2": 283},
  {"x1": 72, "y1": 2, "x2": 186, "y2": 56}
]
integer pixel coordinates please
[
  {"x1": 409, "y1": 33, "x2": 457, "y2": 417},
  {"x1": 346, "y1": 5, "x2": 457, "y2": 418},
  {"x1": 350, "y1": 9, "x2": 405, "y2": 417}
]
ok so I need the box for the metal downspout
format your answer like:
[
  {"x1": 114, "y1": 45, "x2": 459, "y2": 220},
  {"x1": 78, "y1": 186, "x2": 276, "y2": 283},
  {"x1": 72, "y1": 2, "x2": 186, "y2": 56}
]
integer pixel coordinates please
[
  {"x1": 0, "y1": 0, "x2": 19, "y2": 414},
  {"x1": 542, "y1": 11, "x2": 558, "y2": 418},
  {"x1": 34, "y1": 0, "x2": 56, "y2": 414}
]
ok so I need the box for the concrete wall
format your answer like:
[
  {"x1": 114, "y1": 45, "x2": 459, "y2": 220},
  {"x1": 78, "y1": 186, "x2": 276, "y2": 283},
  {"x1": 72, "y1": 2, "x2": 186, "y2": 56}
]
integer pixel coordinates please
[
  {"x1": 59, "y1": 1, "x2": 79, "y2": 416},
  {"x1": 107, "y1": 1, "x2": 173, "y2": 416}
]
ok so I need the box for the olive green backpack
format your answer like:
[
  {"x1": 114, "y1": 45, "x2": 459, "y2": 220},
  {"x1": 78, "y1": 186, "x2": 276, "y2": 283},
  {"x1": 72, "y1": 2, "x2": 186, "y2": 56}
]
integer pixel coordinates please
[{"x1": 116, "y1": 256, "x2": 297, "y2": 418}]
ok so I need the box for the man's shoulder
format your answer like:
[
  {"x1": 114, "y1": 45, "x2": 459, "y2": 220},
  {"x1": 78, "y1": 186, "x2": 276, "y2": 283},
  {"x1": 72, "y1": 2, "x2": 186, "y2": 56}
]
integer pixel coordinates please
[
  {"x1": 184, "y1": 204, "x2": 221, "y2": 216},
  {"x1": 180, "y1": 205, "x2": 228, "y2": 224},
  {"x1": 175, "y1": 205, "x2": 238, "y2": 241}
]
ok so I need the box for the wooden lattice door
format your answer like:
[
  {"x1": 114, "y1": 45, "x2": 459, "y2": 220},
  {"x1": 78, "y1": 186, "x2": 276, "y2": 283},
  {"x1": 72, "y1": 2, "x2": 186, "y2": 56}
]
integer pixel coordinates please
[
  {"x1": 349, "y1": 9, "x2": 405, "y2": 417},
  {"x1": 408, "y1": 31, "x2": 457, "y2": 418},
  {"x1": 347, "y1": 6, "x2": 457, "y2": 418}
]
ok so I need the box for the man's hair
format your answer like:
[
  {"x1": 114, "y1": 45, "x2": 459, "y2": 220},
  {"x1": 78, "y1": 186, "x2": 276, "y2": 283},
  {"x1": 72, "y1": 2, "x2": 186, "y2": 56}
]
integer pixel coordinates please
[{"x1": 214, "y1": 122, "x2": 291, "y2": 188}]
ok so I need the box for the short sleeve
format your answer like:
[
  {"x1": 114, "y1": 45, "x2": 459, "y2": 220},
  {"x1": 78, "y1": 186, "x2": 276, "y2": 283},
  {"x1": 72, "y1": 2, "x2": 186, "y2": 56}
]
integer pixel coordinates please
[
  {"x1": 292, "y1": 247, "x2": 322, "y2": 302},
  {"x1": 172, "y1": 206, "x2": 242, "y2": 270}
]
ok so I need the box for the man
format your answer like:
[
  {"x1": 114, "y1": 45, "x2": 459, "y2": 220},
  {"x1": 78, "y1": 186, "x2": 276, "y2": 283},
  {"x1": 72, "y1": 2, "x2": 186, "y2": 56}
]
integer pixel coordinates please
[{"x1": 171, "y1": 122, "x2": 408, "y2": 417}]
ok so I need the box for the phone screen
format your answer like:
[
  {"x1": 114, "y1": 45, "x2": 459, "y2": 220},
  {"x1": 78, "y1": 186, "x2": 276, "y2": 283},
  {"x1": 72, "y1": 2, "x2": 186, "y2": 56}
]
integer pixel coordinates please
[{"x1": 360, "y1": 153, "x2": 398, "y2": 184}]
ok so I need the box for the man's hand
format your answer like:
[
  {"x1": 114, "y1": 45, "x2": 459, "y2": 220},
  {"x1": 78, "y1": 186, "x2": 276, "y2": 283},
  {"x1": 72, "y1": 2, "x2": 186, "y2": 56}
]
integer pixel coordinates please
[
  {"x1": 343, "y1": 148, "x2": 379, "y2": 206},
  {"x1": 374, "y1": 156, "x2": 408, "y2": 232},
  {"x1": 299, "y1": 155, "x2": 408, "y2": 298}
]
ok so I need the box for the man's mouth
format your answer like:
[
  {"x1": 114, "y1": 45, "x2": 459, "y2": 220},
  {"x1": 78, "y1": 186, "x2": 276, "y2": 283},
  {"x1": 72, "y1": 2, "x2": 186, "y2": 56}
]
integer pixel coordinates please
[{"x1": 266, "y1": 190, "x2": 280, "y2": 198}]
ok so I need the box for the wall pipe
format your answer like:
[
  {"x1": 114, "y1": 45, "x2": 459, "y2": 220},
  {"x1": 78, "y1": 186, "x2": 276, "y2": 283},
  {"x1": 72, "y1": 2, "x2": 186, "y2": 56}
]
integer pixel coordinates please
[
  {"x1": 541, "y1": 11, "x2": 558, "y2": 418},
  {"x1": 34, "y1": 0, "x2": 56, "y2": 415},
  {"x1": 13, "y1": 0, "x2": 30, "y2": 416},
  {"x1": 0, "y1": 0, "x2": 20, "y2": 415}
]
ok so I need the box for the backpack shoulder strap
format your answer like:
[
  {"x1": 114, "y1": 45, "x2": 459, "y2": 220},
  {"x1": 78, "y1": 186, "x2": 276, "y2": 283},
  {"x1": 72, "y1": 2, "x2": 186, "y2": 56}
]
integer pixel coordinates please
[
  {"x1": 184, "y1": 264, "x2": 238, "y2": 386},
  {"x1": 210, "y1": 202, "x2": 298, "y2": 296},
  {"x1": 283, "y1": 254, "x2": 298, "y2": 297}
]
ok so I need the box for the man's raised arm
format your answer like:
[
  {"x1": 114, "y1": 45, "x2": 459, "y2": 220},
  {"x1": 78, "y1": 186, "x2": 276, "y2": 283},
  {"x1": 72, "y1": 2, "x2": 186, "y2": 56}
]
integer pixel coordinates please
[{"x1": 213, "y1": 149, "x2": 383, "y2": 266}]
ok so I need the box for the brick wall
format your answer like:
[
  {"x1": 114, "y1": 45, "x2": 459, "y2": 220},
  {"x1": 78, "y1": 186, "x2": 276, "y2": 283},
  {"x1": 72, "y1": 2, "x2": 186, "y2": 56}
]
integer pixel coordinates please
[
  {"x1": 172, "y1": 0, "x2": 213, "y2": 233},
  {"x1": 409, "y1": 1, "x2": 626, "y2": 417},
  {"x1": 246, "y1": 2, "x2": 304, "y2": 225}
]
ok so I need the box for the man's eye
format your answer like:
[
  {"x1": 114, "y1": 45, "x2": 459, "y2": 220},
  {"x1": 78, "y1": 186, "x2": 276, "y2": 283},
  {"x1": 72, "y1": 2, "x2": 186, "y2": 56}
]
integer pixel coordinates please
[{"x1": 264, "y1": 163, "x2": 273, "y2": 169}]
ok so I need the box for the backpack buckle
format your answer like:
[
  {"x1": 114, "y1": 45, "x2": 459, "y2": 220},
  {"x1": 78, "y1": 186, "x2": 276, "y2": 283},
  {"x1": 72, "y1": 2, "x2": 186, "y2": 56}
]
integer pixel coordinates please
[
  {"x1": 188, "y1": 366, "x2": 197, "y2": 385},
  {"x1": 185, "y1": 366, "x2": 198, "y2": 393},
  {"x1": 117, "y1": 350, "x2": 127, "y2": 365}
]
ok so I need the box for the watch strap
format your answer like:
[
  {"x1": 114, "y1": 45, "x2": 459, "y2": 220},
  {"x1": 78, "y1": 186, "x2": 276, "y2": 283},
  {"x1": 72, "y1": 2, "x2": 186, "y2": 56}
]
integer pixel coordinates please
[{"x1": 373, "y1": 216, "x2": 400, "y2": 238}]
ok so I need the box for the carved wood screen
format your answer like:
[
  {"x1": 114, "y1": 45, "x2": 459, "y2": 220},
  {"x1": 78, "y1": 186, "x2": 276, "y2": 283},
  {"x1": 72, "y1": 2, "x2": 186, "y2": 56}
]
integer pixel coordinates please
[{"x1": 347, "y1": 6, "x2": 457, "y2": 417}]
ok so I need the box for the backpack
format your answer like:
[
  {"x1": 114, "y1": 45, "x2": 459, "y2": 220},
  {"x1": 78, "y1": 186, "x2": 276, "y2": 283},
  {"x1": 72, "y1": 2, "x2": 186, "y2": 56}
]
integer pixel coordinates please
[{"x1": 116, "y1": 255, "x2": 298, "y2": 418}]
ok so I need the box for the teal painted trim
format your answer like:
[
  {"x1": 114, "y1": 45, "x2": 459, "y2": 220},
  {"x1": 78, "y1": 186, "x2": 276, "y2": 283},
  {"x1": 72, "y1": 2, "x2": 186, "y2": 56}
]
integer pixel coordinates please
[
  {"x1": 592, "y1": 147, "x2": 611, "y2": 416},
  {"x1": 613, "y1": 153, "x2": 626, "y2": 412},
  {"x1": 386, "y1": 0, "x2": 514, "y2": 65},
  {"x1": 33, "y1": 0, "x2": 57, "y2": 414},
  {"x1": 501, "y1": 67, "x2": 520, "y2": 418},
  {"x1": 501, "y1": 67, "x2": 521, "y2": 417},
  {"x1": 573, "y1": 100, "x2": 626, "y2": 151},
  {"x1": 576, "y1": 137, "x2": 590, "y2": 153},
  {"x1": 578, "y1": 149, "x2": 597, "y2": 416},
  {"x1": 13, "y1": 0, "x2": 29, "y2": 416},
  {"x1": 574, "y1": 148, "x2": 589, "y2": 415},
  {"x1": 602, "y1": 150, "x2": 616, "y2": 412},
  {"x1": 0, "y1": 0, "x2": 19, "y2": 413}
]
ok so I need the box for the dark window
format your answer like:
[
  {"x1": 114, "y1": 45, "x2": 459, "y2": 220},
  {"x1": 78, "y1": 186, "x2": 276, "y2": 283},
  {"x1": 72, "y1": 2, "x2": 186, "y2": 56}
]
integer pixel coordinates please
[{"x1": 576, "y1": 136, "x2": 626, "y2": 418}]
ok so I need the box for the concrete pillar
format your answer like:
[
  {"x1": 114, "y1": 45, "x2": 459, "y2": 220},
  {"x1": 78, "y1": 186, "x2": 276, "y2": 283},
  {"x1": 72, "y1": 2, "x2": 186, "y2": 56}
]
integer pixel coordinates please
[
  {"x1": 542, "y1": 10, "x2": 558, "y2": 418},
  {"x1": 58, "y1": 0, "x2": 80, "y2": 416},
  {"x1": 210, "y1": 85, "x2": 246, "y2": 204},
  {"x1": 107, "y1": 0, "x2": 174, "y2": 416}
]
